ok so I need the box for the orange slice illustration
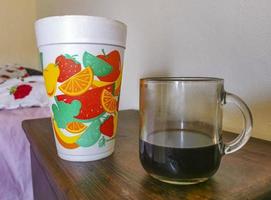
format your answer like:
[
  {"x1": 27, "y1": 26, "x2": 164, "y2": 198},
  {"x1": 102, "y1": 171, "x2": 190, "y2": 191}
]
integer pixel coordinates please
[
  {"x1": 52, "y1": 120, "x2": 79, "y2": 149},
  {"x1": 101, "y1": 89, "x2": 117, "y2": 113},
  {"x1": 66, "y1": 121, "x2": 87, "y2": 133},
  {"x1": 59, "y1": 67, "x2": 93, "y2": 96}
]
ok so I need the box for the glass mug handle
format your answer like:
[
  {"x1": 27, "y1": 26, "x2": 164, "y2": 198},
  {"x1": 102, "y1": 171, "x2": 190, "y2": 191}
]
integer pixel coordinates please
[{"x1": 222, "y1": 92, "x2": 253, "y2": 155}]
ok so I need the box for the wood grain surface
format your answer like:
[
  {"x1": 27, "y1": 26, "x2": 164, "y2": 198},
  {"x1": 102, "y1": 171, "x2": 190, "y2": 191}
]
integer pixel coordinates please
[{"x1": 22, "y1": 110, "x2": 271, "y2": 200}]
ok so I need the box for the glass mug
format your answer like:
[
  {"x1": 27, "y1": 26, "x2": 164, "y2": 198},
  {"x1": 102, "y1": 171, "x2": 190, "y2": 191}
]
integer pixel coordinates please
[{"x1": 139, "y1": 77, "x2": 253, "y2": 185}]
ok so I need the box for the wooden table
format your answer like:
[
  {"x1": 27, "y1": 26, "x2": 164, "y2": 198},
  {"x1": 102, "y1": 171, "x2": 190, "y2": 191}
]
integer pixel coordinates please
[{"x1": 22, "y1": 110, "x2": 271, "y2": 200}]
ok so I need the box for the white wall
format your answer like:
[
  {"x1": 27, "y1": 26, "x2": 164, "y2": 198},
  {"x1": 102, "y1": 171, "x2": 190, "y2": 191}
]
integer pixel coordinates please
[
  {"x1": 36, "y1": 0, "x2": 271, "y2": 141},
  {"x1": 0, "y1": 0, "x2": 38, "y2": 67}
]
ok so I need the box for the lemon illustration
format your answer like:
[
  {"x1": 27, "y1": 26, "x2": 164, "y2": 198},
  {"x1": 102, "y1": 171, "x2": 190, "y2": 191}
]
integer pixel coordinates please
[
  {"x1": 43, "y1": 63, "x2": 60, "y2": 96},
  {"x1": 92, "y1": 80, "x2": 113, "y2": 88},
  {"x1": 114, "y1": 72, "x2": 122, "y2": 90}
]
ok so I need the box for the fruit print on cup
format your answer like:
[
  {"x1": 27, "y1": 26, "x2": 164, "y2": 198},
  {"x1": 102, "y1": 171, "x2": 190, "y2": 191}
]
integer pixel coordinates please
[
  {"x1": 43, "y1": 63, "x2": 59, "y2": 96},
  {"x1": 56, "y1": 54, "x2": 81, "y2": 82},
  {"x1": 66, "y1": 121, "x2": 87, "y2": 133},
  {"x1": 58, "y1": 67, "x2": 94, "y2": 96},
  {"x1": 44, "y1": 50, "x2": 122, "y2": 150},
  {"x1": 101, "y1": 89, "x2": 117, "y2": 113}
]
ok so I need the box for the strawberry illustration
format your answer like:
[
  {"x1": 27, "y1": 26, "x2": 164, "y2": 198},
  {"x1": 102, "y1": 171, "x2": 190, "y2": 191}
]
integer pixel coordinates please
[
  {"x1": 55, "y1": 54, "x2": 81, "y2": 82},
  {"x1": 56, "y1": 84, "x2": 114, "y2": 120},
  {"x1": 10, "y1": 84, "x2": 32, "y2": 100},
  {"x1": 100, "y1": 116, "x2": 114, "y2": 137}
]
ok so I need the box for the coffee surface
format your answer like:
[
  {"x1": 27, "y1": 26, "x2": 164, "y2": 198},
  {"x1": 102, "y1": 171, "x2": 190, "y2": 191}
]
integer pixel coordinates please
[{"x1": 140, "y1": 130, "x2": 222, "y2": 179}]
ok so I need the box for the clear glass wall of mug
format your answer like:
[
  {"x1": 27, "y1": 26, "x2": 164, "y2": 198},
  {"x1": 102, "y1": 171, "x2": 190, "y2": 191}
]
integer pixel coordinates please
[{"x1": 139, "y1": 77, "x2": 252, "y2": 185}]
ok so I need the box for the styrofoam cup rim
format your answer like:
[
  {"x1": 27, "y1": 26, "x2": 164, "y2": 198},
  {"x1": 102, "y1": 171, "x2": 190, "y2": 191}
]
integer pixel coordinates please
[
  {"x1": 35, "y1": 15, "x2": 127, "y2": 29},
  {"x1": 35, "y1": 15, "x2": 127, "y2": 48}
]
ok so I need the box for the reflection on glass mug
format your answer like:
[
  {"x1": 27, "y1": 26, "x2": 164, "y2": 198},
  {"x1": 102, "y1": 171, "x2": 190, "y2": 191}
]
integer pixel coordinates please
[{"x1": 139, "y1": 77, "x2": 252, "y2": 185}]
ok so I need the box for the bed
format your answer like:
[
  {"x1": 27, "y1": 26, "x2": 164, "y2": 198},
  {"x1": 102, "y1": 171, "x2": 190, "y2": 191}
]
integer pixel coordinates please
[
  {"x1": 0, "y1": 107, "x2": 50, "y2": 200},
  {"x1": 0, "y1": 65, "x2": 50, "y2": 200}
]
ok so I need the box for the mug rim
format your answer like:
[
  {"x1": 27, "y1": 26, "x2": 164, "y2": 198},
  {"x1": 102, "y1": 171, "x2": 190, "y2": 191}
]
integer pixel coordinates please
[{"x1": 140, "y1": 77, "x2": 224, "y2": 82}]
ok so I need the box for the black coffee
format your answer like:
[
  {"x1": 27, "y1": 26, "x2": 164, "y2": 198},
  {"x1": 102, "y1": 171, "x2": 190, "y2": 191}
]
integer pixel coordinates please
[{"x1": 139, "y1": 130, "x2": 222, "y2": 179}]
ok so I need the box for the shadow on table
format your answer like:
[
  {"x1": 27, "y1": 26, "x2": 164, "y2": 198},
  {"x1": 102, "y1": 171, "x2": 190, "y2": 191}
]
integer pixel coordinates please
[
  {"x1": 258, "y1": 191, "x2": 271, "y2": 200},
  {"x1": 138, "y1": 175, "x2": 221, "y2": 199}
]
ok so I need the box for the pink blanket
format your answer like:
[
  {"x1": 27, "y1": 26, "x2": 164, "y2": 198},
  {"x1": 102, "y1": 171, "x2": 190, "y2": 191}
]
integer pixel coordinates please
[{"x1": 0, "y1": 107, "x2": 50, "y2": 200}]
